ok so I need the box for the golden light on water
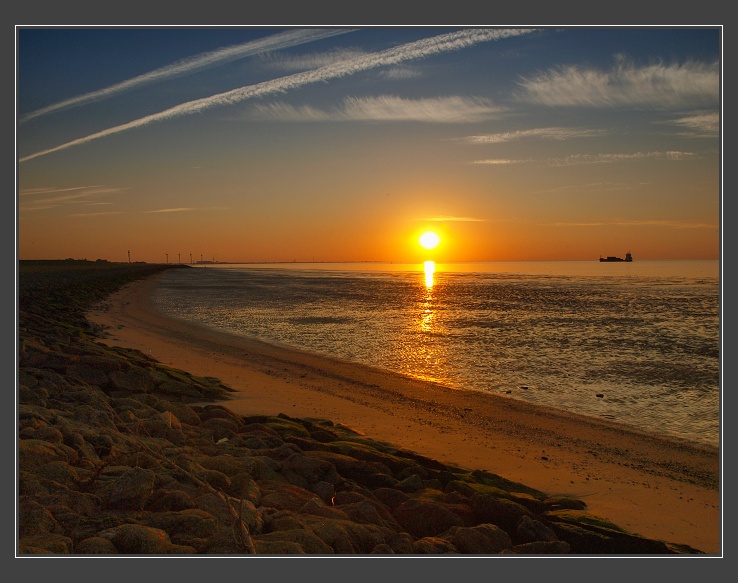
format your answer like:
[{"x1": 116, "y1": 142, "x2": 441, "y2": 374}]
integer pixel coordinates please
[{"x1": 424, "y1": 260, "x2": 435, "y2": 288}]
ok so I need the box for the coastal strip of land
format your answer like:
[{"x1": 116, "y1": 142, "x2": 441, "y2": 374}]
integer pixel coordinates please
[{"x1": 85, "y1": 268, "x2": 720, "y2": 554}]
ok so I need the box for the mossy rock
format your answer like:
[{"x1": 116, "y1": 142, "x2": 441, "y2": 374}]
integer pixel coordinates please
[
  {"x1": 544, "y1": 509, "x2": 627, "y2": 533},
  {"x1": 470, "y1": 469, "x2": 545, "y2": 497},
  {"x1": 263, "y1": 419, "x2": 312, "y2": 439}
]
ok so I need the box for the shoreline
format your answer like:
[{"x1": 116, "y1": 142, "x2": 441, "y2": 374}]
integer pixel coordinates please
[{"x1": 86, "y1": 272, "x2": 721, "y2": 554}]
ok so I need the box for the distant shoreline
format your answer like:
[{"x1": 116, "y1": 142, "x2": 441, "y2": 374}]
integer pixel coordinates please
[{"x1": 86, "y1": 269, "x2": 721, "y2": 554}]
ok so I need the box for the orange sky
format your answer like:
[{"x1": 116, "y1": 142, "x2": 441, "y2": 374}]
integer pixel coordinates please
[{"x1": 17, "y1": 27, "x2": 721, "y2": 263}]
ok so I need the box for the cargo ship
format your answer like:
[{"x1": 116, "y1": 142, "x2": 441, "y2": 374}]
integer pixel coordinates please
[{"x1": 599, "y1": 252, "x2": 633, "y2": 262}]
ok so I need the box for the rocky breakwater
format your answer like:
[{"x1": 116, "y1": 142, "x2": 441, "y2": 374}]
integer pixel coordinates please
[{"x1": 17, "y1": 261, "x2": 704, "y2": 555}]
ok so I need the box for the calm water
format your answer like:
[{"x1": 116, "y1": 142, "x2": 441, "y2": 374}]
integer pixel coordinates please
[{"x1": 150, "y1": 261, "x2": 720, "y2": 447}]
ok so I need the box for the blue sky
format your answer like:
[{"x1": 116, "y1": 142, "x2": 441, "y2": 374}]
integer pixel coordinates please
[{"x1": 17, "y1": 26, "x2": 721, "y2": 263}]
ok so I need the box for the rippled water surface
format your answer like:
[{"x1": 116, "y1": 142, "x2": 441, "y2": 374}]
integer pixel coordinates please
[{"x1": 151, "y1": 261, "x2": 720, "y2": 447}]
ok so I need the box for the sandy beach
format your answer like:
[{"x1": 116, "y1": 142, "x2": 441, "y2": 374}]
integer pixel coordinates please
[{"x1": 86, "y1": 271, "x2": 721, "y2": 554}]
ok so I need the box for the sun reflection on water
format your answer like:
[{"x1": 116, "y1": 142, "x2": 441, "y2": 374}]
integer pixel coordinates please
[{"x1": 424, "y1": 260, "x2": 435, "y2": 288}]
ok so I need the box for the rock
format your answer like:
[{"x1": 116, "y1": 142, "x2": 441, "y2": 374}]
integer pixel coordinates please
[
  {"x1": 145, "y1": 489, "x2": 196, "y2": 512},
  {"x1": 299, "y1": 498, "x2": 350, "y2": 521},
  {"x1": 255, "y1": 529, "x2": 334, "y2": 554},
  {"x1": 252, "y1": 540, "x2": 306, "y2": 554},
  {"x1": 260, "y1": 482, "x2": 320, "y2": 512},
  {"x1": 195, "y1": 492, "x2": 264, "y2": 536},
  {"x1": 96, "y1": 467, "x2": 155, "y2": 510},
  {"x1": 228, "y1": 473, "x2": 262, "y2": 506},
  {"x1": 392, "y1": 499, "x2": 465, "y2": 538},
  {"x1": 307, "y1": 518, "x2": 386, "y2": 554},
  {"x1": 99, "y1": 523, "x2": 196, "y2": 554},
  {"x1": 18, "y1": 439, "x2": 79, "y2": 469},
  {"x1": 34, "y1": 425, "x2": 65, "y2": 444},
  {"x1": 18, "y1": 384, "x2": 48, "y2": 407},
  {"x1": 311, "y1": 480, "x2": 336, "y2": 504},
  {"x1": 74, "y1": 536, "x2": 119, "y2": 554},
  {"x1": 280, "y1": 452, "x2": 342, "y2": 489},
  {"x1": 198, "y1": 417, "x2": 241, "y2": 441},
  {"x1": 29, "y1": 460, "x2": 79, "y2": 488},
  {"x1": 155, "y1": 400, "x2": 201, "y2": 425},
  {"x1": 143, "y1": 509, "x2": 219, "y2": 543},
  {"x1": 469, "y1": 492, "x2": 533, "y2": 534},
  {"x1": 18, "y1": 498, "x2": 62, "y2": 537},
  {"x1": 412, "y1": 537, "x2": 457, "y2": 554},
  {"x1": 338, "y1": 499, "x2": 402, "y2": 531},
  {"x1": 516, "y1": 514, "x2": 559, "y2": 543},
  {"x1": 197, "y1": 454, "x2": 251, "y2": 477},
  {"x1": 18, "y1": 533, "x2": 74, "y2": 554},
  {"x1": 66, "y1": 363, "x2": 111, "y2": 388},
  {"x1": 505, "y1": 540, "x2": 571, "y2": 554},
  {"x1": 447, "y1": 524, "x2": 513, "y2": 554},
  {"x1": 109, "y1": 368, "x2": 155, "y2": 394},
  {"x1": 372, "y1": 487, "x2": 410, "y2": 510},
  {"x1": 395, "y1": 473, "x2": 425, "y2": 493}
]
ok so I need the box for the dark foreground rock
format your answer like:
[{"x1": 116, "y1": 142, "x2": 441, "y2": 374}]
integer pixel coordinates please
[{"x1": 16, "y1": 261, "x2": 704, "y2": 555}]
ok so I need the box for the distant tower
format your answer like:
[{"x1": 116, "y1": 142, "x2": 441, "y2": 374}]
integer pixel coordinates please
[
  {"x1": 178, "y1": 253, "x2": 181, "y2": 264},
  {"x1": 128, "y1": 250, "x2": 131, "y2": 264},
  {"x1": 166, "y1": 253, "x2": 169, "y2": 264},
  {"x1": 190, "y1": 253, "x2": 193, "y2": 265}
]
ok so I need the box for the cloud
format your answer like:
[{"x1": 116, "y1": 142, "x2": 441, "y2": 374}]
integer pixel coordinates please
[
  {"x1": 459, "y1": 127, "x2": 605, "y2": 144},
  {"x1": 251, "y1": 95, "x2": 505, "y2": 123},
  {"x1": 668, "y1": 112, "x2": 720, "y2": 138},
  {"x1": 533, "y1": 181, "x2": 640, "y2": 194},
  {"x1": 145, "y1": 207, "x2": 196, "y2": 213},
  {"x1": 471, "y1": 158, "x2": 533, "y2": 165},
  {"x1": 554, "y1": 219, "x2": 717, "y2": 229},
  {"x1": 379, "y1": 66, "x2": 423, "y2": 80},
  {"x1": 258, "y1": 47, "x2": 368, "y2": 71},
  {"x1": 19, "y1": 28, "x2": 355, "y2": 123},
  {"x1": 471, "y1": 150, "x2": 697, "y2": 166},
  {"x1": 18, "y1": 185, "x2": 126, "y2": 211},
  {"x1": 518, "y1": 56, "x2": 719, "y2": 109},
  {"x1": 19, "y1": 185, "x2": 106, "y2": 196},
  {"x1": 548, "y1": 151, "x2": 697, "y2": 165},
  {"x1": 20, "y1": 28, "x2": 536, "y2": 163},
  {"x1": 68, "y1": 211, "x2": 124, "y2": 217},
  {"x1": 416, "y1": 216, "x2": 486, "y2": 222}
]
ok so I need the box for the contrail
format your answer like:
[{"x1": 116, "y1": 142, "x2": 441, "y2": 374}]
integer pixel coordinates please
[
  {"x1": 19, "y1": 28, "x2": 355, "y2": 123},
  {"x1": 20, "y1": 28, "x2": 536, "y2": 163}
]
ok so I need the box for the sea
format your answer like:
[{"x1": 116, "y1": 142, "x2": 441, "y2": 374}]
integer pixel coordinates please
[{"x1": 149, "y1": 260, "x2": 721, "y2": 448}]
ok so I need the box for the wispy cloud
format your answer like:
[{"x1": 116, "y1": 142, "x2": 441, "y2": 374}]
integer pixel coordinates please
[
  {"x1": 145, "y1": 207, "x2": 196, "y2": 213},
  {"x1": 68, "y1": 211, "x2": 124, "y2": 217},
  {"x1": 19, "y1": 28, "x2": 355, "y2": 123},
  {"x1": 18, "y1": 185, "x2": 126, "y2": 210},
  {"x1": 519, "y1": 56, "x2": 719, "y2": 109},
  {"x1": 251, "y1": 96, "x2": 505, "y2": 123},
  {"x1": 554, "y1": 219, "x2": 717, "y2": 229},
  {"x1": 257, "y1": 47, "x2": 368, "y2": 71},
  {"x1": 533, "y1": 181, "x2": 642, "y2": 194},
  {"x1": 548, "y1": 151, "x2": 697, "y2": 165},
  {"x1": 472, "y1": 150, "x2": 697, "y2": 166},
  {"x1": 459, "y1": 127, "x2": 605, "y2": 144},
  {"x1": 379, "y1": 66, "x2": 423, "y2": 80},
  {"x1": 20, "y1": 28, "x2": 536, "y2": 163},
  {"x1": 668, "y1": 112, "x2": 720, "y2": 138},
  {"x1": 416, "y1": 216, "x2": 486, "y2": 222},
  {"x1": 19, "y1": 185, "x2": 106, "y2": 196},
  {"x1": 471, "y1": 158, "x2": 533, "y2": 165}
]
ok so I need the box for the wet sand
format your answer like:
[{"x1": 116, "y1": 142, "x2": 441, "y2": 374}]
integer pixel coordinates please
[{"x1": 86, "y1": 272, "x2": 721, "y2": 554}]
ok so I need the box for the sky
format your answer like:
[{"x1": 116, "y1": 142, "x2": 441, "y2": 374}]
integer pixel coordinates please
[{"x1": 16, "y1": 26, "x2": 721, "y2": 264}]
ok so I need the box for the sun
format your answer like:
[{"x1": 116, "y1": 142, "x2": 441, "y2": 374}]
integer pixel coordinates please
[{"x1": 419, "y1": 231, "x2": 440, "y2": 250}]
